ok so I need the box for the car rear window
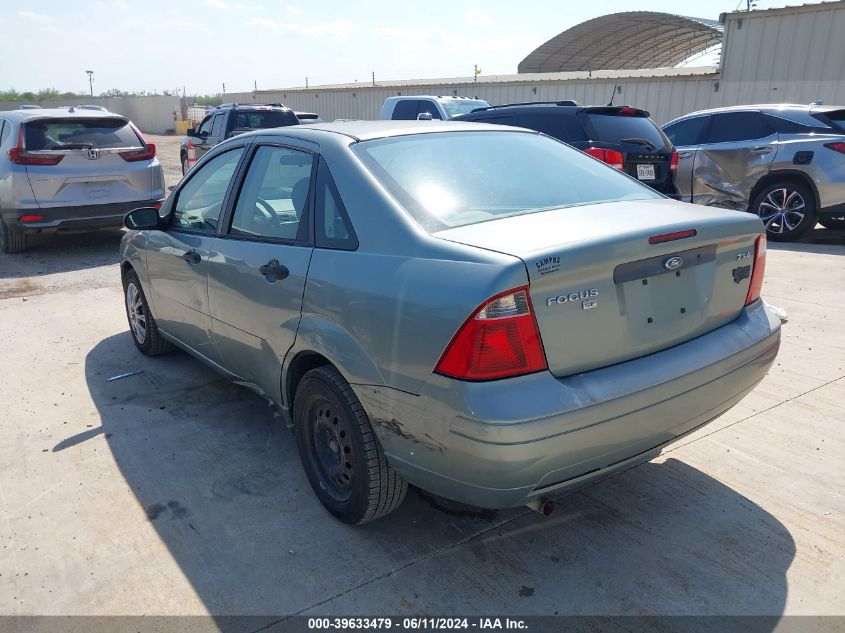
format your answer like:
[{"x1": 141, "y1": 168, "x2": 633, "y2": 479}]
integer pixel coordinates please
[
  {"x1": 585, "y1": 113, "x2": 667, "y2": 148},
  {"x1": 440, "y1": 99, "x2": 490, "y2": 118},
  {"x1": 23, "y1": 117, "x2": 141, "y2": 150},
  {"x1": 231, "y1": 110, "x2": 298, "y2": 130},
  {"x1": 353, "y1": 131, "x2": 661, "y2": 232},
  {"x1": 816, "y1": 108, "x2": 845, "y2": 132}
]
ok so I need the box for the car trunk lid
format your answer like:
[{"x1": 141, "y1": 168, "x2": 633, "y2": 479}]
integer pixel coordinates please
[{"x1": 432, "y1": 199, "x2": 764, "y2": 377}]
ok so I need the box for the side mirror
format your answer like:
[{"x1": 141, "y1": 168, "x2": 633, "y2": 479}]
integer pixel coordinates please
[
  {"x1": 417, "y1": 112, "x2": 434, "y2": 121},
  {"x1": 124, "y1": 207, "x2": 161, "y2": 230},
  {"x1": 186, "y1": 128, "x2": 196, "y2": 136}
]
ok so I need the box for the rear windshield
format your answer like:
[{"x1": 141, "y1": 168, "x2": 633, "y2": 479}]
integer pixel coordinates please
[
  {"x1": 818, "y1": 109, "x2": 845, "y2": 132},
  {"x1": 353, "y1": 131, "x2": 661, "y2": 231},
  {"x1": 24, "y1": 117, "x2": 140, "y2": 150},
  {"x1": 440, "y1": 99, "x2": 491, "y2": 118},
  {"x1": 585, "y1": 113, "x2": 668, "y2": 148},
  {"x1": 231, "y1": 110, "x2": 298, "y2": 130}
]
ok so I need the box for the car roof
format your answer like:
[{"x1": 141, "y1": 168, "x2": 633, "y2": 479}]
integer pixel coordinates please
[
  {"x1": 673, "y1": 103, "x2": 819, "y2": 119},
  {"x1": 247, "y1": 120, "x2": 534, "y2": 142},
  {"x1": 0, "y1": 108, "x2": 126, "y2": 122}
]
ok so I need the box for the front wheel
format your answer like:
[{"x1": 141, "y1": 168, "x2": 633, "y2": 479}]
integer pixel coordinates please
[
  {"x1": 123, "y1": 269, "x2": 173, "y2": 356},
  {"x1": 181, "y1": 154, "x2": 190, "y2": 176},
  {"x1": 750, "y1": 181, "x2": 817, "y2": 242},
  {"x1": 293, "y1": 366, "x2": 407, "y2": 525}
]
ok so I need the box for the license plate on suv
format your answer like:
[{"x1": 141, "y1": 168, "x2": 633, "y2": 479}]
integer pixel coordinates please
[{"x1": 636, "y1": 164, "x2": 655, "y2": 181}]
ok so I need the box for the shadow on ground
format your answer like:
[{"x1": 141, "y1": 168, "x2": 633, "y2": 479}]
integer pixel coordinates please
[
  {"x1": 0, "y1": 230, "x2": 123, "y2": 280},
  {"x1": 75, "y1": 333, "x2": 796, "y2": 617},
  {"x1": 768, "y1": 225, "x2": 845, "y2": 255}
]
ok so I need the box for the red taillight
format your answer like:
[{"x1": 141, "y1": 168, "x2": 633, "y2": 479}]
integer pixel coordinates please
[
  {"x1": 648, "y1": 229, "x2": 697, "y2": 244},
  {"x1": 19, "y1": 214, "x2": 44, "y2": 222},
  {"x1": 618, "y1": 106, "x2": 638, "y2": 116},
  {"x1": 669, "y1": 151, "x2": 679, "y2": 173},
  {"x1": 745, "y1": 235, "x2": 767, "y2": 306},
  {"x1": 584, "y1": 147, "x2": 624, "y2": 170},
  {"x1": 435, "y1": 287, "x2": 547, "y2": 381},
  {"x1": 120, "y1": 143, "x2": 156, "y2": 162},
  {"x1": 824, "y1": 142, "x2": 845, "y2": 155},
  {"x1": 151, "y1": 202, "x2": 163, "y2": 209},
  {"x1": 8, "y1": 127, "x2": 63, "y2": 166}
]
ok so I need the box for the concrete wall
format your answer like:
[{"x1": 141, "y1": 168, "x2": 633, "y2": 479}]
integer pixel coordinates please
[{"x1": 0, "y1": 96, "x2": 181, "y2": 134}]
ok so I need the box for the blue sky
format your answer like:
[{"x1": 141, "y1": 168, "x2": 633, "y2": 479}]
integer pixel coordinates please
[{"x1": 0, "y1": 0, "x2": 824, "y2": 95}]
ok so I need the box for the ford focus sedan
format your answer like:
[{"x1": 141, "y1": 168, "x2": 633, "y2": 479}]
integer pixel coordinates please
[{"x1": 119, "y1": 121, "x2": 781, "y2": 524}]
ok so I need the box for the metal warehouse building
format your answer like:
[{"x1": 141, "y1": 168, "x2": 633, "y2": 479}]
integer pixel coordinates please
[{"x1": 224, "y1": 1, "x2": 845, "y2": 124}]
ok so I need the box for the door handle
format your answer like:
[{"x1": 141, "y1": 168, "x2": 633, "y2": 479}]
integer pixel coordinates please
[
  {"x1": 751, "y1": 146, "x2": 773, "y2": 154},
  {"x1": 677, "y1": 151, "x2": 693, "y2": 159},
  {"x1": 259, "y1": 259, "x2": 290, "y2": 282},
  {"x1": 181, "y1": 249, "x2": 201, "y2": 265}
]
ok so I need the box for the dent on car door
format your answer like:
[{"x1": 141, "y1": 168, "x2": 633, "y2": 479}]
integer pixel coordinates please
[
  {"x1": 144, "y1": 146, "x2": 245, "y2": 362},
  {"x1": 692, "y1": 111, "x2": 777, "y2": 209},
  {"x1": 663, "y1": 115, "x2": 709, "y2": 202},
  {"x1": 207, "y1": 144, "x2": 315, "y2": 398}
]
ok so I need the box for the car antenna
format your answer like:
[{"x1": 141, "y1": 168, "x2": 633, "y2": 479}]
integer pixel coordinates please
[{"x1": 606, "y1": 84, "x2": 620, "y2": 107}]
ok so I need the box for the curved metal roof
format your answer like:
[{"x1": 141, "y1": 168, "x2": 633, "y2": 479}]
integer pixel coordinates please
[{"x1": 518, "y1": 12, "x2": 723, "y2": 73}]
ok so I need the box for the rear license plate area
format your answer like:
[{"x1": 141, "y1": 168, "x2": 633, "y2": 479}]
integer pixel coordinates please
[{"x1": 636, "y1": 164, "x2": 655, "y2": 180}]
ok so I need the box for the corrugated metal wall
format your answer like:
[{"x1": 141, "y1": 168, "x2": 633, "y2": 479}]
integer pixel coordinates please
[
  {"x1": 720, "y1": 1, "x2": 845, "y2": 105},
  {"x1": 223, "y1": 2, "x2": 845, "y2": 126},
  {"x1": 226, "y1": 74, "x2": 721, "y2": 125}
]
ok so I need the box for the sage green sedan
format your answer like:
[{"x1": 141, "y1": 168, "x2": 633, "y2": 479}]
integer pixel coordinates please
[{"x1": 120, "y1": 121, "x2": 781, "y2": 524}]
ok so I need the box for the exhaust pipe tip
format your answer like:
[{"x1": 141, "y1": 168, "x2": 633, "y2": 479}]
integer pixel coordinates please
[{"x1": 526, "y1": 497, "x2": 555, "y2": 516}]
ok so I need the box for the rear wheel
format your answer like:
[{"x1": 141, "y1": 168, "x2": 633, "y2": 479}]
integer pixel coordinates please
[
  {"x1": 818, "y1": 216, "x2": 845, "y2": 230},
  {"x1": 293, "y1": 365, "x2": 407, "y2": 525},
  {"x1": 181, "y1": 154, "x2": 190, "y2": 176},
  {"x1": 750, "y1": 181, "x2": 817, "y2": 242},
  {"x1": 123, "y1": 269, "x2": 173, "y2": 356},
  {"x1": 0, "y1": 219, "x2": 27, "y2": 254}
]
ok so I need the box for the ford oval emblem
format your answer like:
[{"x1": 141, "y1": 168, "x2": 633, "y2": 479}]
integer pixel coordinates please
[{"x1": 664, "y1": 256, "x2": 684, "y2": 271}]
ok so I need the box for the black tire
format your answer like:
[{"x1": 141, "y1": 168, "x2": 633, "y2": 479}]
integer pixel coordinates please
[
  {"x1": 750, "y1": 181, "x2": 817, "y2": 242},
  {"x1": 293, "y1": 366, "x2": 407, "y2": 524},
  {"x1": 0, "y1": 219, "x2": 27, "y2": 254},
  {"x1": 818, "y1": 216, "x2": 845, "y2": 230},
  {"x1": 122, "y1": 269, "x2": 173, "y2": 356},
  {"x1": 181, "y1": 154, "x2": 190, "y2": 176}
]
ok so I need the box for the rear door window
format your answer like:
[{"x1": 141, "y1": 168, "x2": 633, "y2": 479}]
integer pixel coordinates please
[
  {"x1": 391, "y1": 100, "x2": 420, "y2": 120},
  {"x1": 705, "y1": 112, "x2": 773, "y2": 144},
  {"x1": 663, "y1": 116, "x2": 708, "y2": 146},
  {"x1": 23, "y1": 117, "x2": 141, "y2": 150},
  {"x1": 315, "y1": 156, "x2": 357, "y2": 250},
  {"x1": 585, "y1": 113, "x2": 667, "y2": 148}
]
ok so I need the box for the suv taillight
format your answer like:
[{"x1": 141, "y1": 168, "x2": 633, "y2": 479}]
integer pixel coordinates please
[
  {"x1": 669, "y1": 151, "x2": 679, "y2": 173},
  {"x1": 8, "y1": 128, "x2": 63, "y2": 166},
  {"x1": 584, "y1": 147, "x2": 624, "y2": 170},
  {"x1": 745, "y1": 235, "x2": 767, "y2": 306},
  {"x1": 824, "y1": 142, "x2": 845, "y2": 155},
  {"x1": 119, "y1": 144, "x2": 156, "y2": 162},
  {"x1": 435, "y1": 287, "x2": 547, "y2": 381}
]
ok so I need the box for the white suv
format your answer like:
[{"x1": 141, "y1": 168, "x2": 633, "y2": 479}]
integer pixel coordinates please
[{"x1": 379, "y1": 96, "x2": 490, "y2": 121}]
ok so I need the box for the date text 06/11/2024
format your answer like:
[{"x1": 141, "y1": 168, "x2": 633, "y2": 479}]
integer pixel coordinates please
[{"x1": 307, "y1": 617, "x2": 528, "y2": 630}]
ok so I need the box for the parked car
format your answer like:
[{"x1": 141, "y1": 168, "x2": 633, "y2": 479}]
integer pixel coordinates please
[
  {"x1": 180, "y1": 103, "x2": 299, "y2": 176},
  {"x1": 663, "y1": 104, "x2": 845, "y2": 240},
  {"x1": 379, "y1": 95, "x2": 491, "y2": 120},
  {"x1": 120, "y1": 121, "x2": 781, "y2": 524},
  {"x1": 455, "y1": 102, "x2": 679, "y2": 197},
  {"x1": 0, "y1": 108, "x2": 164, "y2": 254}
]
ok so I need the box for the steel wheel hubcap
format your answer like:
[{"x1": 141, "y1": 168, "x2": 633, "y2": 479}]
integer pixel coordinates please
[
  {"x1": 757, "y1": 188, "x2": 806, "y2": 234},
  {"x1": 126, "y1": 283, "x2": 147, "y2": 344},
  {"x1": 311, "y1": 399, "x2": 354, "y2": 500}
]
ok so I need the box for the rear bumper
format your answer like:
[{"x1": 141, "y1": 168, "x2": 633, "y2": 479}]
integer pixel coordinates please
[
  {"x1": 356, "y1": 299, "x2": 781, "y2": 509},
  {"x1": 2, "y1": 200, "x2": 161, "y2": 233}
]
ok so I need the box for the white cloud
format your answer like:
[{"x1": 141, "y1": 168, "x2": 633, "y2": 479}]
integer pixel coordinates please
[
  {"x1": 122, "y1": 17, "x2": 211, "y2": 36},
  {"x1": 17, "y1": 10, "x2": 56, "y2": 24},
  {"x1": 204, "y1": 0, "x2": 263, "y2": 10},
  {"x1": 246, "y1": 17, "x2": 354, "y2": 36},
  {"x1": 465, "y1": 8, "x2": 492, "y2": 26},
  {"x1": 285, "y1": 4, "x2": 302, "y2": 14},
  {"x1": 95, "y1": 0, "x2": 130, "y2": 9}
]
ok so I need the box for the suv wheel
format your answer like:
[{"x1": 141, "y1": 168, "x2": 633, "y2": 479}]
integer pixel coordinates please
[
  {"x1": 751, "y1": 181, "x2": 817, "y2": 242},
  {"x1": 123, "y1": 269, "x2": 173, "y2": 356},
  {"x1": 181, "y1": 154, "x2": 190, "y2": 176},
  {"x1": 294, "y1": 365, "x2": 407, "y2": 525},
  {"x1": 819, "y1": 216, "x2": 845, "y2": 230},
  {"x1": 0, "y1": 219, "x2": 27, "y2": 254}
]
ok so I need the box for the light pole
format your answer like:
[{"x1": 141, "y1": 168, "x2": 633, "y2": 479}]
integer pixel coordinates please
[{"x1": 85, "y1": 70, "x2": 94, "y2": 97}]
